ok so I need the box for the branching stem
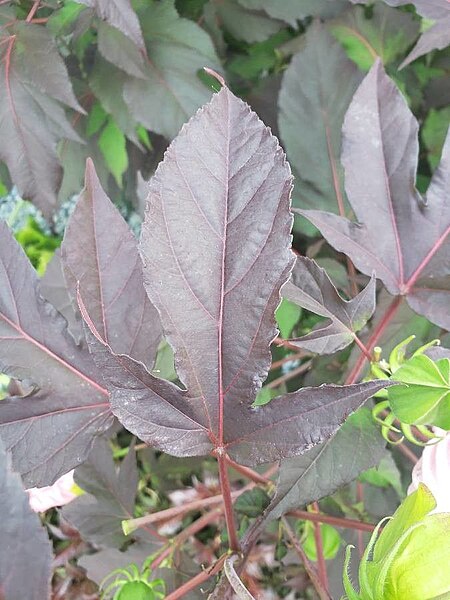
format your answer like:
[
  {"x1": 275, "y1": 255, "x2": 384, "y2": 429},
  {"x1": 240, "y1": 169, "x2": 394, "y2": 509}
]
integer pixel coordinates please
[{"x1": 218, "y1": 452, "x2": 240, "y2": 552}]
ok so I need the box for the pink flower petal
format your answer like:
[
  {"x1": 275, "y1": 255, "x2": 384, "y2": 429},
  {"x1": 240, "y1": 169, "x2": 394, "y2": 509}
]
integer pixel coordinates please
[{"x1": 27, "y1": 470, "x2": 78, "y2": 513}]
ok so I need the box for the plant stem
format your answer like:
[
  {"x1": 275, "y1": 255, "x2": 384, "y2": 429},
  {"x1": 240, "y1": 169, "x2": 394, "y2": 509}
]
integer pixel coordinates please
[
  {"x1": 218, "y1": 452, "x2": 240, "y2": 552},
  {"x1": 225, "y1": 456, "x2": 273, "y2": 485},
  {"x1": 353, "y1": 334, "x2": 372, "y2": 361},
  {"x1": 288, "y1": 509, "x2": 376, "y2": 533},
  {"x1": 282, "y1": 518, "x2": 331, "y2": 600},
  {"x1": 311, "y1": 502, "x2": 329, "y2": 593},
  {"x1": 267, "y1": 359, "x2": 313, "y2": 389},
  {"x1": 26, "y1": 0, "x2": 40, "y2": 21},
  {"x1": 164, "y1": 554, "x2": 227, "y2": 600},
  {"x1": 346, "y1": 295, "x2": 403, "y2": 384},
  {"x1": 270, "y1": 351, "x2": 307, "y2": 371}
]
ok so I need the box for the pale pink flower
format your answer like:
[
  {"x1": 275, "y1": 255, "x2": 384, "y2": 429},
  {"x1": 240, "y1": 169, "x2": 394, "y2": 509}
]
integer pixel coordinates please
[
  {"x1": 27, "y1": 470, "x2": 78, "y2": 512},
  {"x1": 408, "y1": 428, "x2": 450, "y2": 513}
]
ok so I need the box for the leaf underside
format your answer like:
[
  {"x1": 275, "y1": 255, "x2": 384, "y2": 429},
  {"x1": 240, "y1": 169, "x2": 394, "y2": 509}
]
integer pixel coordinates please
[{"x1": 79, "y1": 85, "x2": 391, "y2": 467}]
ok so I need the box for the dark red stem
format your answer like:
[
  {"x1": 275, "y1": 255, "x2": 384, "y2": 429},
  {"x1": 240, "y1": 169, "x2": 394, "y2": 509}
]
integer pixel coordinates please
[{"x1": 218, "y1": 452, "x2": 240, "y2": 552}]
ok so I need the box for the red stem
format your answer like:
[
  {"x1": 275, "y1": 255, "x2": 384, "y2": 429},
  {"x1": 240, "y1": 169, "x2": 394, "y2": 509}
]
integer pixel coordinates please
[
  {"x1": 164, "y1": 554, "x2": 227, "y2": 600},
  {"x1": 288, "y1": 509, "x2": 375, "y2": 533},
  {"x1": 311, "y1": 502, "x2": 329, "y2": 593},
  {"x1": 26, "y1": 0, "x2": 40, "y2": 21},
  {"x1": 218, "y1": 452, "x2": 240, "y2": 552},
  {"x1": 225, "y1": 456, "x2": 272, "y2": 485},
  {"x1": 346, "y1": 296, "x2": 403, "y2": 384}
]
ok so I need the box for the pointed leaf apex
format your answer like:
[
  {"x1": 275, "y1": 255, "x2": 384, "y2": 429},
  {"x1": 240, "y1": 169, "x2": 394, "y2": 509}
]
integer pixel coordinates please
[{"x1": 203, "y1": 66, "x2": 226, "y2": 88}]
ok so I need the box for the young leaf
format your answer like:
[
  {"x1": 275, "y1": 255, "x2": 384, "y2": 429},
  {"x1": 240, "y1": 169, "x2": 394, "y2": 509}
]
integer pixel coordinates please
[
  {"x1": 61, "y1": 160, "x2": 162, "y2": 365},
  {"x1": 62, "y1": 438, "x2": 148, "y2": 547},
  {"x1": 265, "y1": 407, "x2": 386, "y2": 521},
  {"x1": 283, "y1": 257, "x2": 376, "y2": 355},
  {"x1": 0, "y1": 23, "x2": 83, "y2": 217},
  {"x1": 123, "y1": 0, "x2": 221, "y2": 139},
  {"x1": 79, "y1": 85, "x2": 391, "y2": 467},
  {"x1": 278, "y1": 23, "x2": 361, "y2": 217},
  {"x1": 0, "y1": 221, "x2": 113, "y2": 487},
  {"x1": 98, "y1": 118, "x2": 128, "y2": 187},
  {"x1": 300, "y1": 61, "x2": 450, "y2": 331},
  {"x1": 388, "y1": 354, "x2": 450, "y2": 427},
  {"x1": 74, "y1": 0, "x2": 145, "y2": 49},
  {"x1": 0, "y1": 440, "x2": 53, "y2": 600}
]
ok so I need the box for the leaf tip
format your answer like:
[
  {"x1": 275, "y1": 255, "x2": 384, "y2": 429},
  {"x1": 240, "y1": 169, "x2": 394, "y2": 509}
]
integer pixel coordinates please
[{"x1": 203, "y1": 66, "x2": 226, "y2": 89}]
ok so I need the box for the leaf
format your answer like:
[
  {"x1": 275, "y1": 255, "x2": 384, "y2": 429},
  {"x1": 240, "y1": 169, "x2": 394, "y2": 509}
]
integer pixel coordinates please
[
  {"x1": 234, "y1": 488, "x2": 271, "y2": 518},
  {"x1": 265, "y1": 407, "x2": 386, "y2": 521},
  {"x1": 0, "y1": 221, "x2": 113, "y2": 487},
  {"x1": 331, "y1": 3, "x2": 420, "y2": 70},
  {"x1": 300, "y1": 62, "x2": 450, "y2": 331},
  {"x1": 237, "y1": 0, "x2": 348, "y2": 26},
  {"x1": 302, "y1": 523, "x2": 342, "y2": 561},
  {"x1": 80, "y1": 86, "x2": 391, "y2": 467},
  {"x1": 204, "y1": 0, "x2": 284, "y2": 44},
  {"x1": 359, "y1": 454, "x2": 402, "y2": 497},
  {"x1": 61, "y1": 160, "x2": 162, "y2": 365},
  {"x1": 381, "y1": 0, "x2": 450, "y2": 19},
  {"x1": 0, "y1": 22, "x2": 83, "y2": 217},
  {"x1": 123, "y1": 0, "x2": 221, "y2": 139},
  {"x1": 62, "y1": 438, "x2": 145, "y2": 547},
  {"x1": 400, "y1": 15, "x2": 450, "y2": 68},
  {"x1": 74, "y1": 0, "x2": 145, "y2": 49},
  {"x1": 98, "y1": 118, "x2": 128, "y2": 186},
  {"x1": 0, "y1": 440, "x2": 53, "y2": 600},
  {"x1": 275, "y1": 298, "x2": 301, "y2": 339},
  {"x1": 423, "y1": 106, "x2": 450, "y2": 169},
  {"x1": 97, "y1": 21, "x2": 147, "y2": 78},
  {"x1": 388, "y1": 354, "x2": 450, "y2": 427},
  {"x1": 278, "y1": 23, "x2": 361, "y2": 220},
  {"x1": 40, "y1": 249, "x2": 83, "y2": 344},
  {"x1": 283, "y1": 257, "x2": 376, "y2": 355}
]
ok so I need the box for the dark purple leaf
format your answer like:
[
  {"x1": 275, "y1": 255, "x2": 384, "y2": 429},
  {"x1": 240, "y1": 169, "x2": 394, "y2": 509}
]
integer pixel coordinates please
[
  {"x1": 79, "y1": 86, "x2": 391, "y2": 466},
  {"x1": 61, "y1": 160, "x2": 162, "y2": 365},
  {"x1": 283, "y1": 257, "x2": 376, "y2": 355},
  {"x1": 40, "y1": 249, "x2": 83, "y2": 344},
  {"x1": 0, "y1": 23, "x2": 83, "y2": 217},
  {"x1": 62, "y1": 438, "x2": 153, "y2": 547},
  {"x1": 0, "y1": 221, "x2": 113, "y2": 487},
  {"x1": 400, "y1": 16, "x2": 450, "y2": 68},
  {"x1": 0, "y1": 440, "x2": 53, "y2": 600},
  {"x1": 265, "y1": 407, "x2": 386, "y2": 521},
  {"x1": 278, "y1": 23, "x2": 361, "y2": 216},
  {"x1": 74, "y1": 0, "x2": 145, "y2": 49},
  {"x1": 300, "y1": 61, "x2": 450, "y2": 331}
]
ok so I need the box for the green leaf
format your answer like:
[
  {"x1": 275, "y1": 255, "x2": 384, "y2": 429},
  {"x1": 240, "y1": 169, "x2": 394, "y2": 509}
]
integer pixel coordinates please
[
  {"x1": 388, "y1": 354, "x2": 450, "y2": 428},
  {"x1": 98, "y1": 119, "x2": 128, "y2": 187},
  {"x1": 301, "y1": 522, "x2": 342, "y2": 561},
  {"x1": 423, "y1": 108, "x2": 450, "y2": 170},
  {"x1": 330, "y1": 3, "x2": 420, "y2": 70},
  {"x1": 47, "y1": 1, "x2": 86, "y2": 35},
  {"x1": 359, "y1": 454, "x2": 403, "y2": 497},
  {"x1": 86, "y1": 102, "x2": 108, "y2": 137},
  {"x1": 275, "y1": 298, "x2": 301, "y2": 339},
  {"x1": 234, "y1": 488, "x2": 270, "y2": 518}
]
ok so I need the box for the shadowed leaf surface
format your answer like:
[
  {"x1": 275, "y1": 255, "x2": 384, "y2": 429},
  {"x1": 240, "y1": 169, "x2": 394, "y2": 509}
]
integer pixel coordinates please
[
  {"x1": 0, "y1": 23, "x2": 83, "y2": 217},
  {"x1": 79, "y1": 87, "x2": 391, "y2": 467},
  {"x1": 0, "y1": 440, "x2": 53, "y2": 600},
  {"x1": 265, "y1": 407, "x2": 386, "y2": 521},
  {"x1": 283, "y1": 256, "x2": 376, "y2": 354},
  {"x1": 123, "y1": 0, "x2": 221, "y2": 139},
  {"x1": 61, "y1": 160, "x2": 162, "y2": 365},
  {"x1": 300, "y1": 62, "x2": 450, "y2": 331},
  {"x1": 278, "y1": 23, "x2": 361, "y2": 218},
  {"x1": 0, "y1": 221, "x2": 113, "y2": 487},
  {"x1": 63, "y1": 438, "x2": 154, "y2": 547},
  {"x1": 238, "y1": 0, "x2": 347, "y2": 26},
  {"x1": 74, "y1": 0, "x2": 145, "y2": 49}
]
